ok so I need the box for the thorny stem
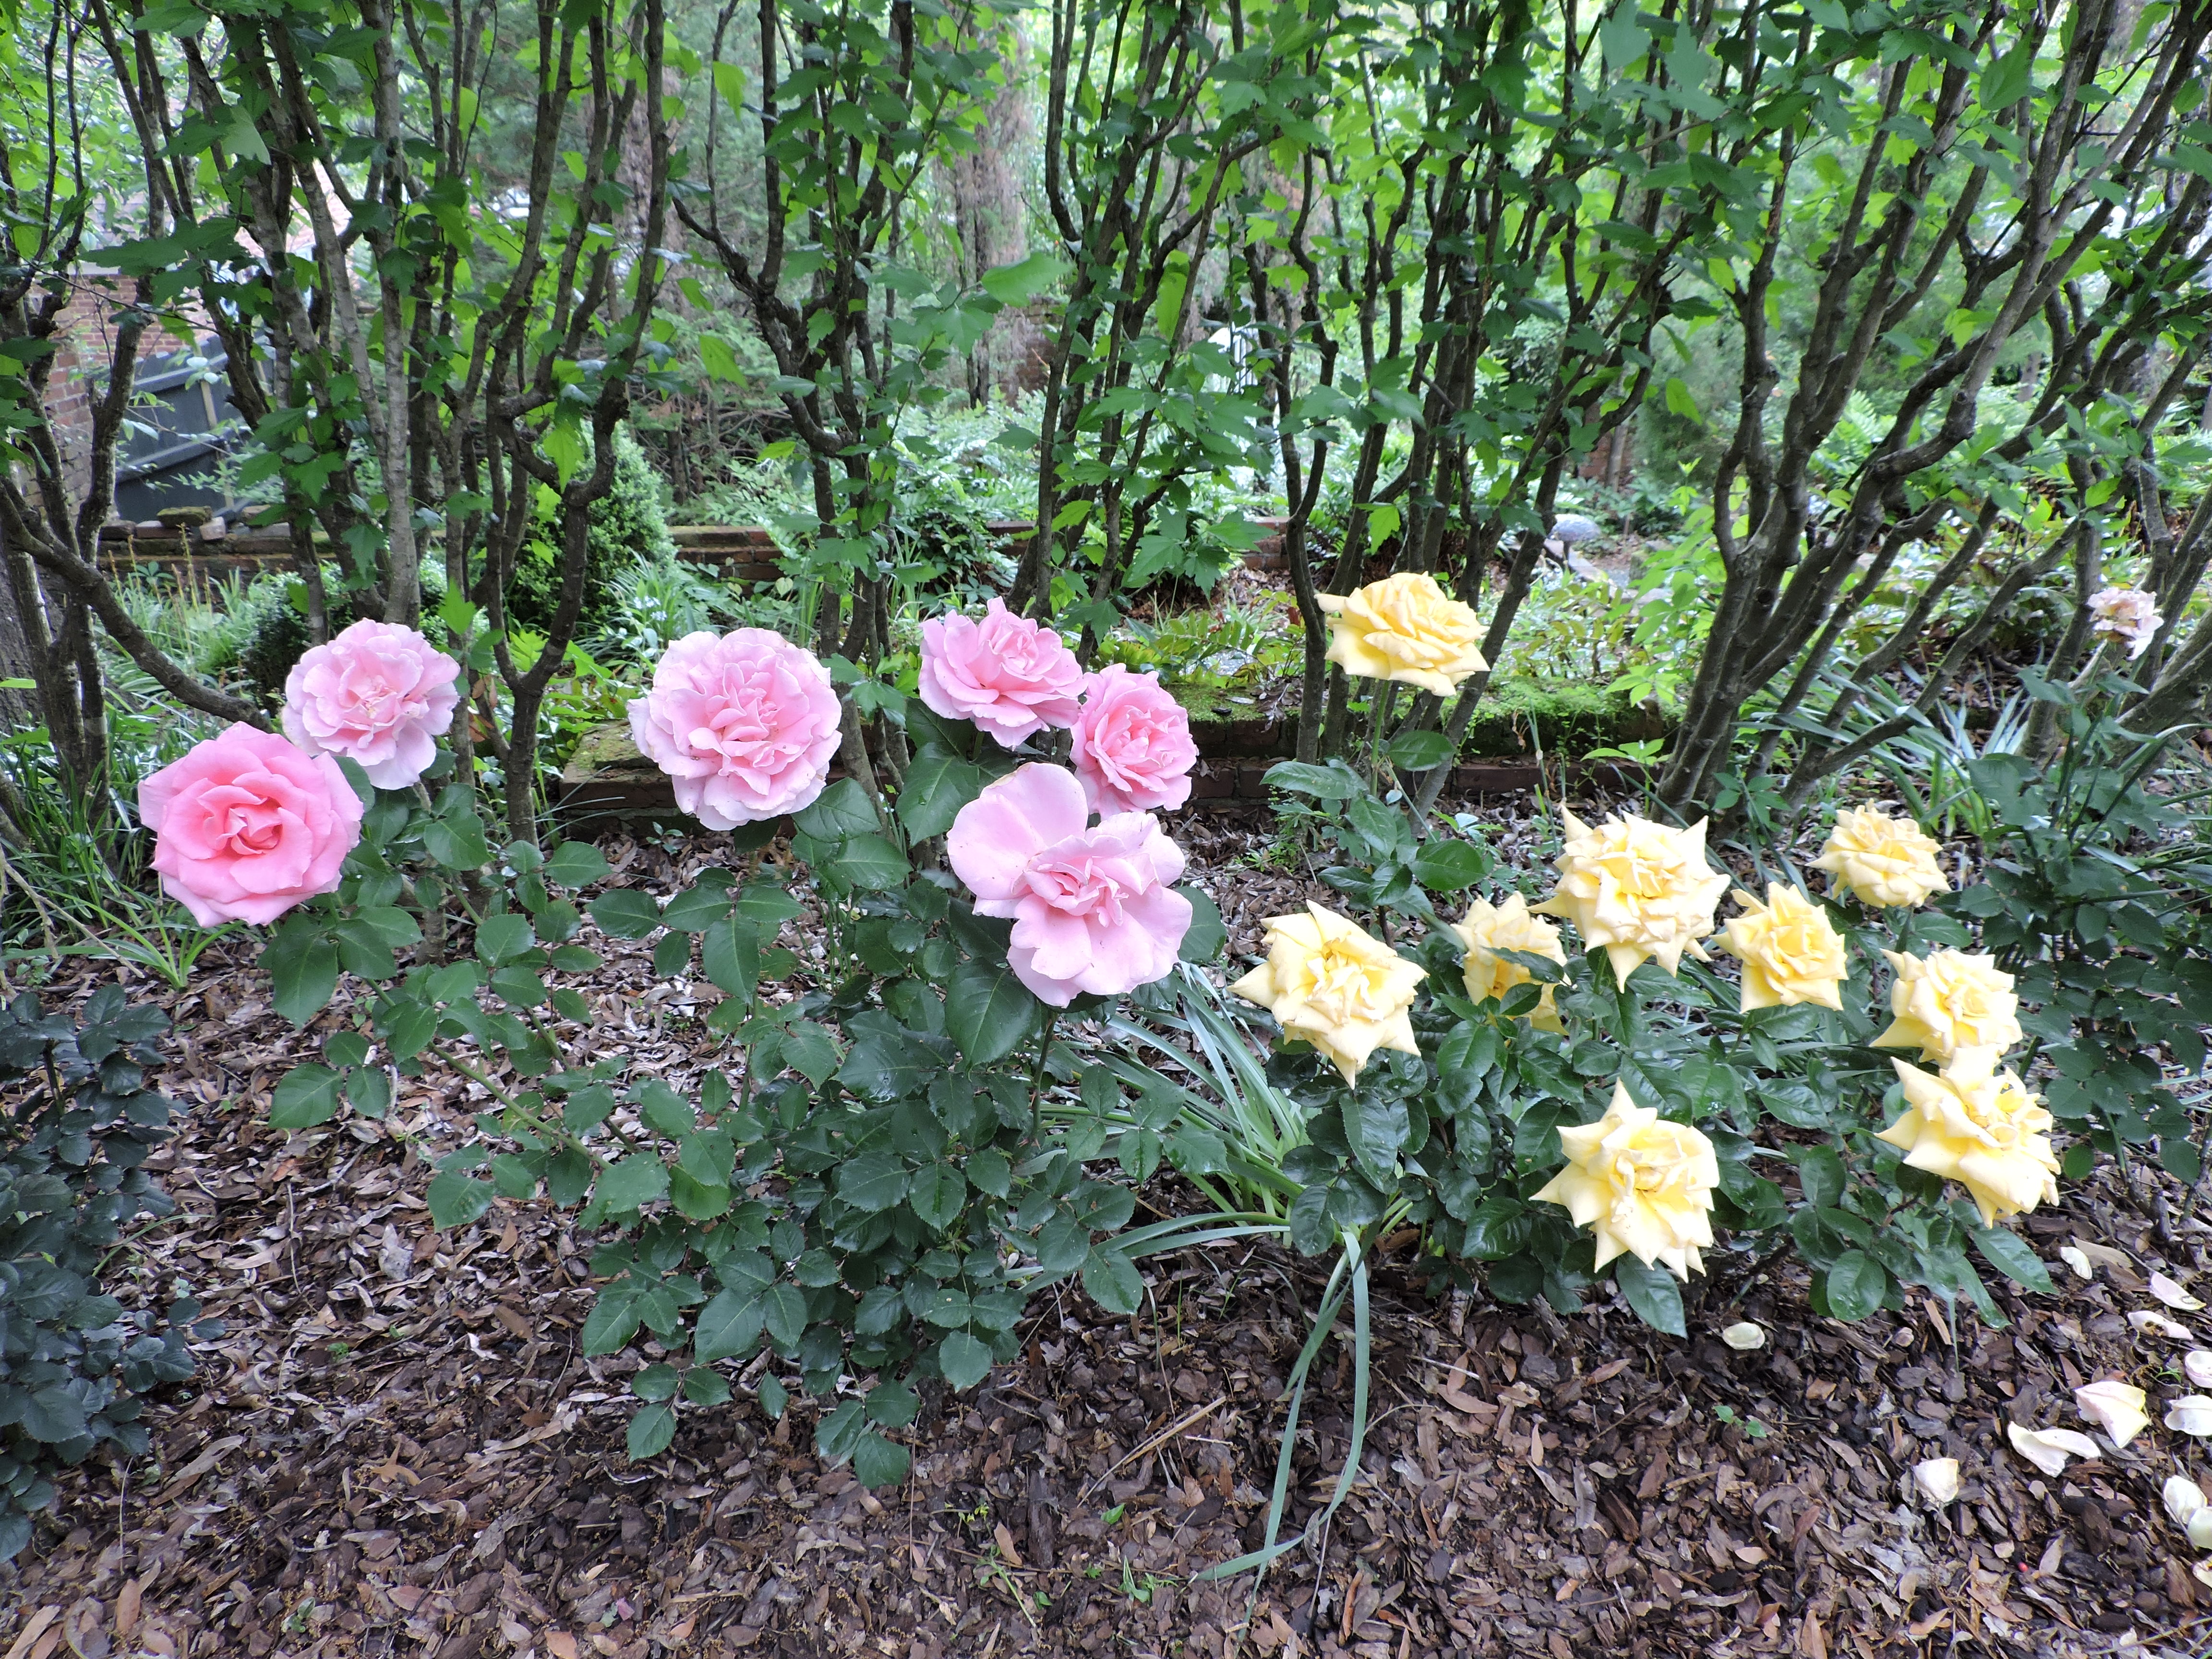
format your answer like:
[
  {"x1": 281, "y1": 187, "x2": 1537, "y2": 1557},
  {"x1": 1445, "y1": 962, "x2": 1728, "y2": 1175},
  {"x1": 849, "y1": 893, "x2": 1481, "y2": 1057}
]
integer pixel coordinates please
[
  {"x1": 1031, "y1": 1010, "x2": 1060, "y2": 1120},
  {"x1": 433, "y1": 1043, "x2": 637, "y2": 1161}
]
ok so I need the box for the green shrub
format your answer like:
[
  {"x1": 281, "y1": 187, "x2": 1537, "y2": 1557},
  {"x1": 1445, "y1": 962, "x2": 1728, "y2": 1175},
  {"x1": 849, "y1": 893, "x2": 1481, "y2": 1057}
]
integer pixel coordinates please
[
  {"x1": 508, "y1": 423, "x2": 677, "y2": 638},
  {"x1": 1248, "y1": 756, "x2": 2067, "y2": 1333},
  {"x1": 246, "y1": 694, "x2": 1226, "y2": 1485},
  {"x1": 0, "y1": 987, "x2": 206, "y2": 1561},
  {"x1": 236, "y1": 561, "x2": 450, "y2": 707}
]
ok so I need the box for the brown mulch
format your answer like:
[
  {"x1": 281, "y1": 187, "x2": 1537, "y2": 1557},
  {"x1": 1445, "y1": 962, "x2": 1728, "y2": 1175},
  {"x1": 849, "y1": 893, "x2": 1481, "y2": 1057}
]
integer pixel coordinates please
[{"x1": 2, "y1": 804, "x2": 2207, "y2": 1659}]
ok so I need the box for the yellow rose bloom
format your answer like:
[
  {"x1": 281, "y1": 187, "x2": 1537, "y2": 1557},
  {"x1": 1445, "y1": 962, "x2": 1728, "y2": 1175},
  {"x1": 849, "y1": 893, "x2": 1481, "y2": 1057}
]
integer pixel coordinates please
[
  {"x1": 1449, "y1": 893, "x2": 1567, "y2": 1033},
  {"x1": 1877, "y1": 1054, "x2": 2059, "y2": 1226},
  {"x1": 1533, "y1": 1080, "x2": 1719, "y2": 1280},
  {"x1": 1874, "y1": 949, "x2": 2022, "y2": 1064},
  {"x1": 1316, "y1": 573, "x2": 1488, "y2": 697},
  {"x1": 1229, "y1": 902, "x2": 1425, "y2": 1083},
  {"x1": 1531, "y1": 808, "x2": 1731, "y2": 981},
  {"x1": 1716, "y1": 882, "x2": 1846, "y2": 1012},
  {"x1": 1811, "y1": 805, "x2": 1948, "y2": 909}
]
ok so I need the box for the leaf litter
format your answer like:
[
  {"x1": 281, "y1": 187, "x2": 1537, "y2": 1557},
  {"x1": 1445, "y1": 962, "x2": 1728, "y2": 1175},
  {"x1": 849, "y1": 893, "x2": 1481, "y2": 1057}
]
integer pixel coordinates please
[{"x1": 3, "y1": 807, "x2": 2211, "y2": 1658}]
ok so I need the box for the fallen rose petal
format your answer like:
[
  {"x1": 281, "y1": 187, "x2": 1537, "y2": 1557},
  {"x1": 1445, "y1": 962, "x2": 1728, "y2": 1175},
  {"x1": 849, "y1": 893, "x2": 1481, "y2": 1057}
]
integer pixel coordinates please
[
  {"x1": 2130, "y1": 1310, "x2": 2195, "y2": 1340},
  {"x1": 1913, "y1": 1458, "x2": 1960, "y2": 1505},
  {"x1": 2076, "y1": 1379, "x2": 2150, "y2": 1447},
  {"x1": 1721, "y1": 1322, "x2": 1765, "y2": 1351},
  {"x1": 2008, "y1": 1423, "x2": 2103, "y2": 1476},
  {"x1": 2195, "y1": 1555, "x2": 2212, "y2": 1585},
  {"x1": 2195, "y1": 1511, "x2": 2212, "y2": 1551},
  {"x1": 2059, "y1": 1246, "x2": 2092, "y2": 1281},
  {"x1": 2189, "y1": 1352, "x2": 2212, "y2": 1388},
  {"x1": 2155, "y1": 1271, "x2": 2206, "y2": 1311},
  {"x1": 2167, "y1": 1396, "x2": 2212, "y2": 1437},
  {"x1": 2166, "y1": 1475, "x2": 2207, "y2": 1527}
]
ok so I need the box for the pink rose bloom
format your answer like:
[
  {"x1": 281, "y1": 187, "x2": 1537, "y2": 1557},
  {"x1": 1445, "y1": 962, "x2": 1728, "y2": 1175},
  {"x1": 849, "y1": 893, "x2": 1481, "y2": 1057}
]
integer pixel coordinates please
[
  {"x1": 918, "y1": 599, "x2": 1083, "y2": 748},
  {"x1": 947, "y1": 764, "x2": 1192, "y2": 1006},
  {"x1": 1071, "y1": 665, "x2": 1197, "y2": 815},
  {"x1": 627, "y1": 629, "x2": 842, "y2": 830},
  {"x1": 140, "y1": 723, "x2": 364, "y2": 926},
  {"x1": 280, "y1": 619, "x2": 461, "y2": 789}
]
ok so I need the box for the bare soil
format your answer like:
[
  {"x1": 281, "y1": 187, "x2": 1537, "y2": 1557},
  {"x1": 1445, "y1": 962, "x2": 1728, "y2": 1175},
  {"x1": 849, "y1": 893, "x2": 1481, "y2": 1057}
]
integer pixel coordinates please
[{"x1": 2, "y1": 801, "x2": 2205, "y2": 1659}]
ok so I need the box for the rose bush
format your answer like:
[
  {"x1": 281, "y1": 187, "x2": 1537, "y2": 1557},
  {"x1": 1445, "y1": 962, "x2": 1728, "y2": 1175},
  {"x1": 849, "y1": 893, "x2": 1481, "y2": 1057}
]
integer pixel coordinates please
[
  {"x1": 1237, "y1": 749, "x2": 2067, "y2": 1334},
  {"x1": 1070, "y1": 664, "x2": 1198, "y2": 815},
  {"x1": 1316, "y1": 573, "x2": 1489, "y2": 696},
  {"x1": 218, "y1": 602, "x2": 1218, "y2": 1482},
  {"x1": 626, "y1": 628, "x2": 844, "y2": 829},
  {"x1": 917, "y1": 598, "x2": 1085, "y2": 746},
  {"x1": 179, "y1": 601, "x2": 2149, "y2": 1491},
  {"x1": 141, "y1": 723, "x2": 364, "y2": 926},
  {"x1": 280, "y1": 618, "x2": 460, "y2": 789}
]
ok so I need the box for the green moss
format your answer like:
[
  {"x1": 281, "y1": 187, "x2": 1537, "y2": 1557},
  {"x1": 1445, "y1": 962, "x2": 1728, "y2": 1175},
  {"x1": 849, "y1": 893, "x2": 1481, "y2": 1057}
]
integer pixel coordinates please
[
  {"x1": 1463, "y1": 676, "x2": 1671, "y2": 757},
  {"x1": 1165, "y1": 672, "x2": 1672, "y2": 759}
]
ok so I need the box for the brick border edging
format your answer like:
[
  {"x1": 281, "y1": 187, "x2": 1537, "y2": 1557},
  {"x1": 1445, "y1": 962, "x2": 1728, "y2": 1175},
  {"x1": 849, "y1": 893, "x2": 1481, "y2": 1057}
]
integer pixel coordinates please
[
  {"x1": 92, "y1": 518, "x2": 1299, "y2": 586},
  {"x1": 552, "y1": 754, "x2": 1652, "y2": 830},
  {"x1": 1181, "y1": 756, "x2": 1651, "y2": 804}
]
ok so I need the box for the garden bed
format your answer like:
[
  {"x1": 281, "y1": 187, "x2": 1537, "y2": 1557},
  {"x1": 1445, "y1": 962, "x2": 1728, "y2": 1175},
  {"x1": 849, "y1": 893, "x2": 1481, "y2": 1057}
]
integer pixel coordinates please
[{"x1": 0, "y1": 807, "x2": 2203, "y2": 1659}]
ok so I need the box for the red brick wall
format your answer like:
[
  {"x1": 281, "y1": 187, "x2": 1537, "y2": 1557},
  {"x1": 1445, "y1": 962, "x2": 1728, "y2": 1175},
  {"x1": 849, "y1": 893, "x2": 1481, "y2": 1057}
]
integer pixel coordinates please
[{"x1": 36, "y1": 276, "x2": 216, "y2": 511}]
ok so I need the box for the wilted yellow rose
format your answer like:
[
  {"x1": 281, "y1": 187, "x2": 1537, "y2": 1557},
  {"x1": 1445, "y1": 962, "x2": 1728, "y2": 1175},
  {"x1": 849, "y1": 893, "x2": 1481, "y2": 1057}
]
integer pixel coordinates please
[
  {"x1": 1877, "y1": 1054, "x2": 2059, "y2": 1226},
  {"x1": 1874, "y1": 949, "x2": 2022, "y2": 1064},
  {"x1": 1716, "y1": 883, "x2": 1846, "y2": 1012},
  {"x1": 1229, "y1": 902, "x2": 1425, "y2": 1083},
  {"x1": 1449, "y1": 893, "x2": 1567, "y2": 1033},
  {"x1": 1531, "y1": 808, "x2": 1731, "y2": 981},
  {"x1": 1533, "y1": 1080, "x2": 1719, "y2": 1280},
  {"x1": 1317, "y1": 573, "x2": 1488, "y2": 697},
  {"x1": 1812, "y1": 805, "x2": 1948, "y2": 909}
]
